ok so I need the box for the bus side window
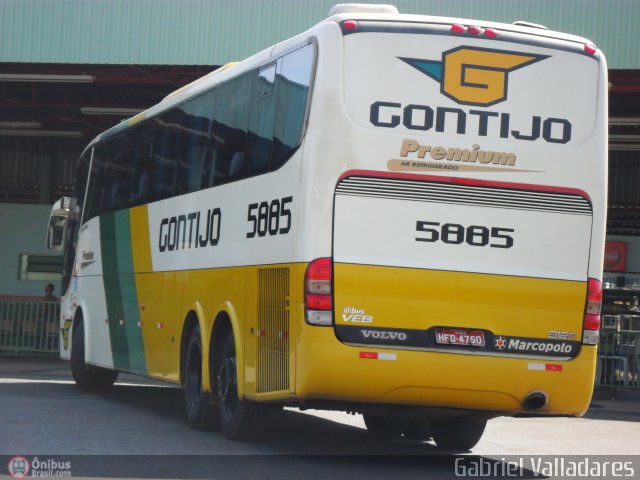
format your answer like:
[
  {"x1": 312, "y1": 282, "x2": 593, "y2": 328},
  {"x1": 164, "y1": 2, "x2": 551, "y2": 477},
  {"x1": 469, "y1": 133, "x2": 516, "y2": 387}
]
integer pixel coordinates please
[
  {"x1": 246, "y1": 63, "x2": 276, "y2": 176},
  {"x1": 210, "y1": 74, "x2": 250, "y2": 183},
  {"x1": 84, "y1": 147, "x2": 106, "y2": 221},
  {"x1": 129, "y1": 125, "x2": 154, "y2": 206},
  {"x1": 74, "y1": 151, "x2": 90, "y2": 224},
  {"x1": 108, "y1": 138, "x2": 132, "y2": 210},
  {"x1": 176, "y1": 93, "x2": 214, "y2": 194},
  {"x1": 207, "y1": 134, "x2": 226, "y2": 187},
  {"x1": 152, "y1": 115, "x2": 178, "y2": 200},
  {"x1": 272, "y1": 43, "x2": 314, "y2": 169}
]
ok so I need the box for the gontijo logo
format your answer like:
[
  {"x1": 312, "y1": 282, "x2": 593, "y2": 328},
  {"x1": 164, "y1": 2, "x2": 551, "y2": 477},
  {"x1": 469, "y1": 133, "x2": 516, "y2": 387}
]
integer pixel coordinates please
[{"x1": 400, "y1": 46, "x2": 548, "y2": 107}]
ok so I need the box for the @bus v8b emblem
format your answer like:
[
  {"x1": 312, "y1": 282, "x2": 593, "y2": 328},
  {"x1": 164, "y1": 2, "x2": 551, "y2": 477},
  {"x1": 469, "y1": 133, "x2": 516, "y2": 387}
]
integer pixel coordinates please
[{"x1": 399, "y1": 46, "x2": 548, "y2": 107}]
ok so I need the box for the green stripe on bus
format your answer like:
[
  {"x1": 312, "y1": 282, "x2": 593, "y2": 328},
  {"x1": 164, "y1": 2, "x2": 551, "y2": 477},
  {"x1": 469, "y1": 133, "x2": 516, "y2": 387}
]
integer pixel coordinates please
[
  {"x1": 113, "y1": 210, "x2": 147, "y2": 374},
  {"x1": 100, "y1": 213, "x2": 130, "y2": 371}
]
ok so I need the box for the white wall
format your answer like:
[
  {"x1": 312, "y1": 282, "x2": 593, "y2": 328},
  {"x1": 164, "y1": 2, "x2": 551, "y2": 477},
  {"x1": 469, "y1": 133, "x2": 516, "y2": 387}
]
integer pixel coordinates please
[{"x1": 0, "y1": 203, "x2": 60, "y2": 297}]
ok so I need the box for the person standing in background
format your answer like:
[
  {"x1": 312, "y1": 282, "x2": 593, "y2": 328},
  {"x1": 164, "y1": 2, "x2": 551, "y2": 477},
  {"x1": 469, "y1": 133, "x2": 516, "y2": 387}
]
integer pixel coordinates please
[
  {"x1": 43, "y1": 283, "x2": 56, "y2": 302},
  {"x1": 42, "y1": 283, "x2": 59, "y2": 350}
]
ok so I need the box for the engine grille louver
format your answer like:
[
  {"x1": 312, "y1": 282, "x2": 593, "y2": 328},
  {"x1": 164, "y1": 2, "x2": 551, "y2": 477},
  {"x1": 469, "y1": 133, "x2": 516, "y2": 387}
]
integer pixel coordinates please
[{"x1": 256, "y1": 267, "x2": 290, "y2": 394}]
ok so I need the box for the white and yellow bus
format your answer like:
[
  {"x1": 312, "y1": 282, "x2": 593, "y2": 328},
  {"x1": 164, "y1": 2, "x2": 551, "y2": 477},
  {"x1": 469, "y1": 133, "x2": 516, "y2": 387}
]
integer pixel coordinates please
[{"x1": 47, "y1": 4, "x2": 607, "y2": 449}]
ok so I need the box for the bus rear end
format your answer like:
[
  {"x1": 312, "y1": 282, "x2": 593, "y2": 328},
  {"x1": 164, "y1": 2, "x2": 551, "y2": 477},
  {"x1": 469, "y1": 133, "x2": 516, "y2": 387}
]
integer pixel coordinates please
[{"x1": 297, "y1": 8, "x2": 607, "y2": 447}]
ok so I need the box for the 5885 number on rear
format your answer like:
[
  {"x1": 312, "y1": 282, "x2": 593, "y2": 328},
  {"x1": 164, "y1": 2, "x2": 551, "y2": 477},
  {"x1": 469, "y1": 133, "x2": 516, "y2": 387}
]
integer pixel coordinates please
[{"x1": 415, "y1": 221, "x2": 514, "y2": 249}]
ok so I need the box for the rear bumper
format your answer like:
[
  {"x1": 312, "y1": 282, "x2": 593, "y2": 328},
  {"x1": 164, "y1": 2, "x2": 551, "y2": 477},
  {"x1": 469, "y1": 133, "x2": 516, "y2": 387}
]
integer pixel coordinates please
[{"x1": 295, "y1": 324, "x2": 596, "y2": 416}]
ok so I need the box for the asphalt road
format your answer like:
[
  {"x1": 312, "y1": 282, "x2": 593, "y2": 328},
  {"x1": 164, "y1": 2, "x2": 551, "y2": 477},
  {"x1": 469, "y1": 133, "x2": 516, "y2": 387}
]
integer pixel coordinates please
[{"x1": 1, "y1": 357, "x2": 639, "y2": 479}]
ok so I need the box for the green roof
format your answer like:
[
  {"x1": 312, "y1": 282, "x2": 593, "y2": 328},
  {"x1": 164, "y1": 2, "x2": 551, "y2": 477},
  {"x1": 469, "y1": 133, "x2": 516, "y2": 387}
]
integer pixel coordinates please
[{"x1": 1, "y1": 0, "x2": 637, "y2": 69}]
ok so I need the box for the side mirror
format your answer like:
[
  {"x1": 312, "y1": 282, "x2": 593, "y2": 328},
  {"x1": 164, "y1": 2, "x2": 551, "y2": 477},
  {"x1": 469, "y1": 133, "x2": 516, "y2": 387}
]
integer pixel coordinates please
[
  {"x1": 46, "y1": 215, "x2": 67, "y2": 251},
  {"x1": 46, "y1": 197, "x2": 75, "y2": 251}
]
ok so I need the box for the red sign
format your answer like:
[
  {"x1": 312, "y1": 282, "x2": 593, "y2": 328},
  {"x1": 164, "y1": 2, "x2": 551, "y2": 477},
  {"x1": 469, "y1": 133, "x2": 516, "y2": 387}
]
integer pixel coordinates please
[{"x1": 604, "y1": 241, "x2": 627, "y2": 272}]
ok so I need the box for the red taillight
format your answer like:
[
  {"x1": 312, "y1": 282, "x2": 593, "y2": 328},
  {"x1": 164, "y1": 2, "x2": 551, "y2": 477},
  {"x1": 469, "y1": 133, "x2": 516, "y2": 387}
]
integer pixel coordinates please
[
  {"x1": 305, "y1": 258, "x2": 333, "y2": 326},
  {"x1": 583, "y1": 278, "x2": 601, "y2": 345},
  {"x1": 584, "y1": 315, "x2": 601, "y2": 331},
  {"x1": 306, "y1": 294, "x2": 332, "y2": 311},
  {"x1": 451, "y1": 23, "x2": 498, "y2": 37},
  {"x1": 468, "y1": 25, "x2": 483, "y2": 35},
  {"x1": 586, "y1": 278, "x2": 602, "y2": 316},
  {"x1": 484, "y1": 27, "x2": 498, "y2": 37},
  {"x1": 343, "y1": 20, "x2": 358, "y2": 30},
  {"x1": 584, "y1": 44, "x2": 597, "y2": 55},
  {"x1": 306, "y1": 257, "x2": 331, "y2": 284}
]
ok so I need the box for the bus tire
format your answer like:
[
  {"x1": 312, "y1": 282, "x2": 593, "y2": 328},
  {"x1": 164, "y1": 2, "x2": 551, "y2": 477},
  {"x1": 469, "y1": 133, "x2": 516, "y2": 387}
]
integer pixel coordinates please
[
  {"x1": 216, "y1": 332, "x2": 266, "y2": 440},
  {"x1": 362, "y1": 413, "x2": 408, "y2": 438},
  {"x1": 184, "y1": 325, "x2": 220, "y2": 431},
  {"x1": 430, "y1": 415, "x2": 487, "y2": 451},
  {"x1": 70, "y1": 320, "x2": 118, "y2": 392}
]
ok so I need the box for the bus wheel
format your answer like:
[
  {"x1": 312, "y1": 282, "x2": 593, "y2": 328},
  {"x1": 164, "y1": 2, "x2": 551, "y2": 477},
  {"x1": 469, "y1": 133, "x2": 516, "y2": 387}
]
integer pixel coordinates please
[
  {"x1": 184, "y1": 325, "x2": 219, "y2": 430},
  {"x1": 70, "y1": 320, "x2": 118, "y2": 392},
  {"x1": 430, "y1": 415, "x2": 487, "y2": 451},
  {"x1": 216, "y1": 333, "x2": 266, "y2": 440},
  {"x1": 362, "y1": 414, "x2": 408, "y2": 438}
]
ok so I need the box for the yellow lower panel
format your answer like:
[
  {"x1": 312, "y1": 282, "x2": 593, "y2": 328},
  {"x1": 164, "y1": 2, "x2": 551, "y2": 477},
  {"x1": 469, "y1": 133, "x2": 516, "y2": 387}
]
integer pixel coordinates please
[
  {"x1": 301, "y1": 262, "x2": 594, "y2": 416},
  {"x1": 132, "y1": 263, "x2": 304, "y2": 399},
  {"x1": 295, "y1": 322, "x2": 596, "y2": 416},
  {"x1": 333, "y1": 263, "x2": 587, "y2": 340}
]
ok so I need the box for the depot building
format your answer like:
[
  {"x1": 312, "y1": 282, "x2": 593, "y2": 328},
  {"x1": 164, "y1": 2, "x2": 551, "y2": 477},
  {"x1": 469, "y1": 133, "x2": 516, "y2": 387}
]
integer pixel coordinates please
[{"x1": 0, "y1": 0, "x2": 638, "y2": 300}]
